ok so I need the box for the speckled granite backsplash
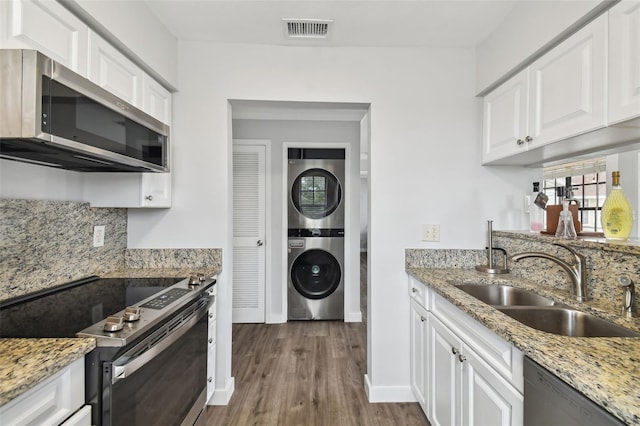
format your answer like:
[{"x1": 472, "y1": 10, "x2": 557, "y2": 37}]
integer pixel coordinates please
[
  {"x1": 0, "y1": 199, "x2": 127, "y2": 300},
  {"x1": 125, "y1": 248, "x2": 222, "y2": 270},
  {"x1": 407, "y1": 231, "x2": 640, "y2": 315},
  {"x1": 0, "y1": 200, "x2": 223, "y2": 302}
]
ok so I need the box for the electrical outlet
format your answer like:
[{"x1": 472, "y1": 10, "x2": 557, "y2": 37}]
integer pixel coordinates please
[
  {"x1": 93, "y1": 225, "x2": 105, "y2": 247},
  {"x1": 422, "y1": 224, "x2": 440, "y2": 242}
]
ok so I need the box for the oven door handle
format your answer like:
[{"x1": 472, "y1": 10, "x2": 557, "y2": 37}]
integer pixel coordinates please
[{"x1": 112, "y1": 297, "x2": 212, "y2": 384}]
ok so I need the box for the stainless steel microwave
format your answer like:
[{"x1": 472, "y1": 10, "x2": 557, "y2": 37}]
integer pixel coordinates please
[{"x1": 0, "y1": 49, "x2": 169, "y2": 172}]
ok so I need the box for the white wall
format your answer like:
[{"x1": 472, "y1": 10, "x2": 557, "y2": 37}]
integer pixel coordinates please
[
  {"x1": 124, "y1": 40, "x2": 539, "y2": 402},
  {"x1": 232, "y1": 119, "x2": 362, "y2": 323},
  {"x1": 0, "y1": 160, "x2": 84, "y2": 201},
  {"x1": 475, "y1": 0, "x2": 603, "y2": 93}
]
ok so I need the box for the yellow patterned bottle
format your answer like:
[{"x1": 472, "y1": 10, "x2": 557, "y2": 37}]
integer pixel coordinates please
[{"x1": 601, "y1": 171, "x2": 633, "y2": 241}]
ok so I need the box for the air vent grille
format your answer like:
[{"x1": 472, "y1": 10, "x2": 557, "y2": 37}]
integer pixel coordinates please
[{"x1": 283, "y1": 19, "x2": 332, "y2": 39}]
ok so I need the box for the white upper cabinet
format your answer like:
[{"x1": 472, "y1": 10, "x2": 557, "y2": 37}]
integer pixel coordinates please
[
  {"x1": 142, "y1": 73, "x2": 172, "y2": 125},
  {"x1": 0, "y1": 0, "x2": 88, "y2": 76},
  {"x1": 84, "y1": 171, "x2": 172, "y2": 208},
  {"x1": 482, "y1": 13, "x2": 611, "y2": 165},
  {"x1": 528, "y1": 15, "x2": 607, "y2": 147},
  {"x1": 83, "y1": 30, "x2": 172, "y2": 208},
  {"x1": 482, "y1": 14, "x2": 616, "y2": 165},
  {"x1": 482, "y1": 69, "x2": 530, "y2": 163},
  {"x1": 609, "y1": 1, "x2": 640, "y2": 124},
  {"x1": 87, "y1": 30, "x2": 143, "y2": 108}
]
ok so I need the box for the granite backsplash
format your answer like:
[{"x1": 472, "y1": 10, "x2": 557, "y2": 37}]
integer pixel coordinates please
[
  {"x1": 1, "y1": 199, "x2": 127, "y2": 300},
  {"x1": 407, "y1": 231, "x2": 640, "y2": 315},
  {"x1": 0, "y1": 199, "x2": 222, "y2": 302}
]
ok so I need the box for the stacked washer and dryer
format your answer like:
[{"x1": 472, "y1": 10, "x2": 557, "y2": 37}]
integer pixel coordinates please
[{"x1": 287, "y1": 148, "x2": 345, "y2": 320}]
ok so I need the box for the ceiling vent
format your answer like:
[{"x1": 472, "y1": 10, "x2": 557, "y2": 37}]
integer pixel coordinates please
[{"x1": 282, "y1": 18, "x2": 333, "y2": 39}]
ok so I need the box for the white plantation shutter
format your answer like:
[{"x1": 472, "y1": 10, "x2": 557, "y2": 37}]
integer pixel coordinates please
[{"x1": 232, "y1": 145, "x2": 266, "y2": 322}]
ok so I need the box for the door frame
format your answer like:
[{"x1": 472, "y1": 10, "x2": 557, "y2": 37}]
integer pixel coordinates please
[{"x1": 233, "y1": 139, "x2": 272, "y2": 323}]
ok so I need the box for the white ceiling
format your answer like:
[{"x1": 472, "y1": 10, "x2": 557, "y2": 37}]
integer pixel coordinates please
[{"x1": 144, "y1": 0, "x2": 520, "y2": 48}]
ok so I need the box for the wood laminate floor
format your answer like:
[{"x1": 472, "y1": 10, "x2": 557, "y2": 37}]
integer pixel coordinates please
[{"x1": 205, "y1": 253, "x2": 428, "y2": 426}]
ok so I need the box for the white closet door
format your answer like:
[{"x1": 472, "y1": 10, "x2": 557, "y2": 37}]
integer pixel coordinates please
[{"x1": 232, "y1": 144, "x2": 266, "y2": 323}]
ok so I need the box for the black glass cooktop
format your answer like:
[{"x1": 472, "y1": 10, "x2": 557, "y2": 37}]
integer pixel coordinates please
[{"x1": 0, "y1": 277, "x2": 185, "y2": 338}]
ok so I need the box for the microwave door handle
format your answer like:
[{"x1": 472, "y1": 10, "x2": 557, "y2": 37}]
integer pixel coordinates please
[{"x1": 112, "y1": 298, "x2": 212, "y2": 384}]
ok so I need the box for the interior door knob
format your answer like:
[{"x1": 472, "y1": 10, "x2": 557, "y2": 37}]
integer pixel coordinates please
[{"x1": 257, "y1": 240, "x2": 264, "y2": 246}]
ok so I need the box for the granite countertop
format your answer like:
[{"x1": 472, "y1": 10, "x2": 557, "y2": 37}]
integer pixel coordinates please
[
  {"x1": 406, "y1": 267, "x2": 640, "y2": 425},
  {"x1": 0, "y1": 266, "x2": 221, "y2": 407},
  {"x1": 0, "y1": 338, "x2": 96, "y2": 406}
]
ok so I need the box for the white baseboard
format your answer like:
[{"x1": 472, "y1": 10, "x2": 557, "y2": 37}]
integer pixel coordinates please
[
  {"x1": 266, "y1": 313, "x2": 286, "y2": 324},
  {"x1": 364, "y1": 374, "x2": 416, "y2": 403},
  {"x1": 208, "y1": 377, "x2": 235, "y2": 405},
  {"x1": 345, "y1": 310, "x2": 362, "y2": 322}
]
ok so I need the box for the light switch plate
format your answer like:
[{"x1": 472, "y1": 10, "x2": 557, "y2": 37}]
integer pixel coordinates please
[
  {"x1": 422, "y1": 224, "x2": 440, "y2": 242},
  {"x1": 93, "y1": 225, "x2": 105, "y2": 247}
]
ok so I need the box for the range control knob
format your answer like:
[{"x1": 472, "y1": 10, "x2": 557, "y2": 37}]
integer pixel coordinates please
[
  {"x1": 189, "y1": 275, "x2": 199, "y2": 286},
  {"x1": 123, "y1": 307, "x2": 141, "y2": 322},
  {"x1": 104, "y1": 316, "x2": 124, "y2": 332},
  {"x1": 197, "y1": 273, "x2": 206, "y2": 283}
]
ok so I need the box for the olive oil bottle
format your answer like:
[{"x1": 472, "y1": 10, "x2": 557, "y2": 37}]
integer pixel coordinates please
[{"x1": 601, "y1": 171, "x2": 633, "y2": 241}]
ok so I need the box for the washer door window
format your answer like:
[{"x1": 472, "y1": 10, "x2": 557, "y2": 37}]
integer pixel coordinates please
[
  {"x1": 291, "y1": 249, "x2": 341, "y2": 299},
  {"x1": 291, "y1": 168, "x2": 342, "y2": 219}
]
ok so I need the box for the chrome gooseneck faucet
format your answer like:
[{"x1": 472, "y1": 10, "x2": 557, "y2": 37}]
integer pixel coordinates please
[{"x1": 511, "y1": 242, "x2": 589, "y2": 302}]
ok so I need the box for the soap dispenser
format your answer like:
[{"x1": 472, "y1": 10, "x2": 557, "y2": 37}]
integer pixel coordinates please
[{"x1": 555, "y1": 200, "x2": 577, "y2": 239}]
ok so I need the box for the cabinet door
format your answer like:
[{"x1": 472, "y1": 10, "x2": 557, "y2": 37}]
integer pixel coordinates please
[
  {"x1": 140, "y1": 173, "x2": 172, "y2": 208},
  {"x1": 410, "y1": 301, "x2": 429, "y2": 415},
  {"x1": 482, "y1": 69, "x2": 530, "y2": 164},
  {"x1": 87, "y1": 30, "x2": 143, "y2": 107},
  {"x1": 0, "y1": 0, "x2": 88, "y2": 76},
  {"x1": 528, "y1": 14, "x2": 607, "y2": 147},
  {"x1": 461, "y1": 343, "x2": 524, "y2": 426},
  {"x1": 428, "y1": 315, "x2": 462, "y2": 426},
  {"x1": 142, "y1": 73, "x2": 172, "y2": 125},
  {"x1": 207, "y1": 320, "x2": 217, "y2": 403},
  {"x1": 0, "y1": 358, "x2": 85, "y2": 425},
  {"x1": 83, "y1": 172, "x2": 171, "y2": 208},
  {"x1": 609, "y1": 1, "x2": 640, "y2": 124}
]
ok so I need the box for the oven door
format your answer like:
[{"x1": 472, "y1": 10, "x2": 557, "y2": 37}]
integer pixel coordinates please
[{"x1": 103, "y1": 297, "x2": 211, "y2": 426}]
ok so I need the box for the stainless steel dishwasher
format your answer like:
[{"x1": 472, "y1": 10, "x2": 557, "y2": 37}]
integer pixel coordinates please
[{"x1": 524, "y1": 357, "x2": 624, "y2": 426}]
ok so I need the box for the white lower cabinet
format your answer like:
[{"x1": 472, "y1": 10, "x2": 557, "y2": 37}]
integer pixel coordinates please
[
  {"x1": 461, "y1": 339, "x2": 523, "y2": 426},
  {"x1": 410, "y1": 300, "x2": 429, "y2": 415},
  {"x1": 207, "y1": 284, "x2": 218, "y2": 404},
  {"x1": 0, "y1": 357, "x2": 89, "y2": 426},
  {"x1": 408, "y1": 276, "x2": 524, "y2": 426}
]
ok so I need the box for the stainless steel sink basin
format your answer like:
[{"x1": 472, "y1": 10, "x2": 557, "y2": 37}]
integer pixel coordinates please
[
  {"x1": 455, "y1": 284, "x2": 555, "y2": 306},
  {"x1": 497, "y1": 306, "x2": 640, "y2": 338}
]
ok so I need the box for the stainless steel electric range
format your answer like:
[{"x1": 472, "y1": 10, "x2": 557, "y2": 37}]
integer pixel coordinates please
[{"x1": 0, "y1": 275, "x2": 216, "y2": 426}]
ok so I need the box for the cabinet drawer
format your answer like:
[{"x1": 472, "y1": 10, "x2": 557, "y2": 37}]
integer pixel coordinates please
[
  {"x1": 408, "y1": 275, "x2": 430, "y2": 310},
  {"x1": 432, "y1": 293, "x2": 523, "y2": 392}
]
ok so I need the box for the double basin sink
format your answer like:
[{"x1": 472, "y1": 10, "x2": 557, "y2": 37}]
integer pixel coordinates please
[{"x1": 455, "y1": 284, "x2": 640, "y2": 338}]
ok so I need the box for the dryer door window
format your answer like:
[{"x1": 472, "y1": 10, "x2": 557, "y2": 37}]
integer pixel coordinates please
[
  {"x1": 291, "y1": 168, "x2": 342, "y2": 219},
  {"x1": 291, "y1": 249, "x2": 341, "y2": 300}
]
